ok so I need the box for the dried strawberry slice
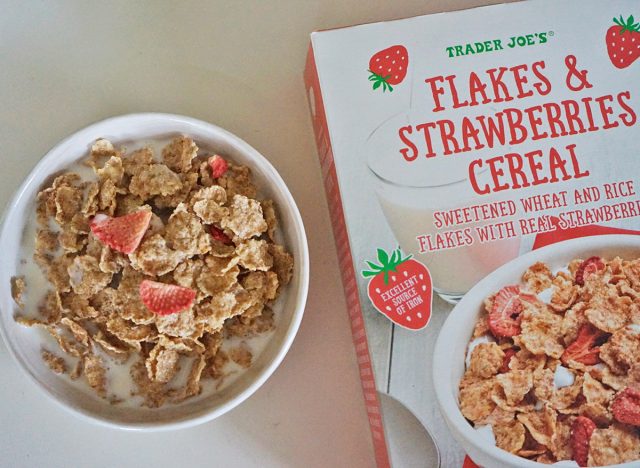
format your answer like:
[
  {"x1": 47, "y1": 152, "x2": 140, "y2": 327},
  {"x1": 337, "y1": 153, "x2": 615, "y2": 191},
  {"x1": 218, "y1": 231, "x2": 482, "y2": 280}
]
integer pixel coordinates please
[
  {"x1": 139, "y1": 280, "x2": 196, "y2": 316},
  {"x1": 499, "y1": 348, "x2": 517, "y2": 373},
  {"x1": 561, "y1": 324, "x2": 602, "y2": 366},
  {"x1": 208, "y1": 154, "x2": 228, "y2": 179},
  {"x1": 488, "y1": 285, "x2": 523, "y2": 338},
  {"x1": 210, "y1": 225, "x2": 233, "y2": 245},
  {"x1": 89, "y1": 210, "x2": 152, "y2": 254},
  {"x1": 571, "y1": 416, "x2": 596, "y2": 467},
  {"x1": 575, "y1": 256, "x2": 605, "y2": 286},
  {"x1": 519, "y1": 291, "x2": 542, "y2": 306},
  {"x1": 612, "y1": 387, "x2": 640, "y2": 426}
]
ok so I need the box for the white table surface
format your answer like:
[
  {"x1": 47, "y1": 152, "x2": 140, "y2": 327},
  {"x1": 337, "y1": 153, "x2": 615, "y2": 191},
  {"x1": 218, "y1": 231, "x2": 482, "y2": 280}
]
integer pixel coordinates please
[{"x1": 0, "y1": 1, "x2": 504, "y2": 467}]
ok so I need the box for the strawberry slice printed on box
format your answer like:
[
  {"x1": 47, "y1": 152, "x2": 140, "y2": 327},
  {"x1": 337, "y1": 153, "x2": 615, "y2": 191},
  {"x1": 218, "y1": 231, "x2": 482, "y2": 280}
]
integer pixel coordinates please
[
  {"x1": 499, "y1": 347, "x2": 518, "y2": 373},
  {"x1": 89, "y1": 210, "x2": 152, "y2": 254},
  {"x1": 571, "y1": 416, "x2": 597, "y2": 467},
  {"x1": 368, "y1": 45, "x2": 408, "y2": 92},
  {"x1": 361, "y1": 248, "x2": 431, "y2": 330},
  {"x1": 139, "y1": 280, "x2": 196, "y2": 316},
  {"x1": 561, "y1": 324, "x2": 604, "y2": 366},
  {"x1": 488, "y1": 286, "x2": 523, "y2": 338},
  {"x1": 575, "y1": 256, "x2": 606, "y2": 286},
  {"x1": 612, "y1": 387, "x2": 640, "y2": 426},
  {"x1": 606, "y1": 14, "x2": 640, "y2": 69}
]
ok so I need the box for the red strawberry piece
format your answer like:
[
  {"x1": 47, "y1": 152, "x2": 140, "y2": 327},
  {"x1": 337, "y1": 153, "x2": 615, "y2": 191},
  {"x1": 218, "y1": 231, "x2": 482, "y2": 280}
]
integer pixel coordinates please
[
  {"x1": 362, "y1": 248, "x2": 432, "y2": 330},
  {"x1": 570, "y1": 416, "x2": 596, "y2": 467},
  {"x1": 612, "y1": 387, "x2": 640, "y2": 426},
  {"x1": 575, "y1": 256, "x2": 605, "y2": 286},
  {"x1": 210, "y1": 225, "x2": 232, "y2": 245},
  {"x1": 209, "y1": 154, "x2": 228, "y2": 178},
  {"x1": 561, "y1": 324, "x2": 602, "y2": 366},
  {"x1": 519, "y1": 291, "x2": 542, "y2": 306},
  {"x1": 89, "y1": 210, "x2": 152, "y2": 254},
  {"x1": 462, "y1": 457, "x2": 480, "y2": 468},
  {"x1": 606, "y1": 15, "x2": 640, "y2": 69},
  {"x1": 368, "y1": 45, "x2": 408, "y2": 92},
  {"x1": 488, "y1": 286, "x2": 522, "y2": 338},
  {"x1": 499, "y1": 348, "x2": 518, "y2": 373},
  {"x1": 139, "y1": 280, "x2": 196, "y2": 316}
]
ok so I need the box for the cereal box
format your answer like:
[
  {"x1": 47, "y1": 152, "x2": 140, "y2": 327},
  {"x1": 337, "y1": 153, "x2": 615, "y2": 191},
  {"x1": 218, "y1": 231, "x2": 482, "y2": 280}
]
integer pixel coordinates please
[{"x1": 304, "y1": 0, "x2": 640, "y2": 466}]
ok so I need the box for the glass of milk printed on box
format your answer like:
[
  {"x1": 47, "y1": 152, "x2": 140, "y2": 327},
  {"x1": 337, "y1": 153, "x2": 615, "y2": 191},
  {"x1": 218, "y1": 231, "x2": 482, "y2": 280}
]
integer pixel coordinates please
[{"x1": 366, "y1": 112, "x2": 521, "y2": 303}]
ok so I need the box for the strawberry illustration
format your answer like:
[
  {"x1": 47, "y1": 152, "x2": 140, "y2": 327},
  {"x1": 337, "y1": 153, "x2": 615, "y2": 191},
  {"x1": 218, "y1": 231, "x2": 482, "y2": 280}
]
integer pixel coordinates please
[
  {"x1": 368, "y1": 45, "x2": 408, "y2": 92},
  {"x1": 90, "y1": 210, "x2": 152, "y2": 254},
  {"x1": 361, "y1": 248, "x2": 431, "y2": 330},
  {"x1": 139, "y1": 280, "x2": 196, "y2": 315},
  {"x1": 612, "y1": 387, "x2": 640, "y2": 426},
  {"x1": 561, "y1": 324, "x2": 603, "y2": 366},
  {"x1": 570, "y1": 416, "x2": 596, "y2": 467},
  {"x1": 488, "y1": 286, "x2": 523, "y2": 338},
  {"x1": 606, "y1": 15, "x2": 640, "y2": 69},
  {"x1": 209, "y1": 154, "x2": 228, "y2": 178},
  {"x1": 575, "y1": 256, "x2": 605, "y2": 286}
]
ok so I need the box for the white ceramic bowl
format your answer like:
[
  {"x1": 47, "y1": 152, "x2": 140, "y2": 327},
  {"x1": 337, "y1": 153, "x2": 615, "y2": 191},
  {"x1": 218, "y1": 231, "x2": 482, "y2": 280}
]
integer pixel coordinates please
[
  {"x1": 433, "y1": 234, "x2": 640, "y2": 468},
  {"x1": 0, "y1": 113, "x2": 309, "y2": 430}
]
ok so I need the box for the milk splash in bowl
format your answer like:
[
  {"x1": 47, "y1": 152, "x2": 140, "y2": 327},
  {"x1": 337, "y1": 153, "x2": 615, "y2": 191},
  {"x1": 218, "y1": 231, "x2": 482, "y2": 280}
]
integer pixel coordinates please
[{"x1": 366, "y1": 112, "x2": 521, "y2": 303}]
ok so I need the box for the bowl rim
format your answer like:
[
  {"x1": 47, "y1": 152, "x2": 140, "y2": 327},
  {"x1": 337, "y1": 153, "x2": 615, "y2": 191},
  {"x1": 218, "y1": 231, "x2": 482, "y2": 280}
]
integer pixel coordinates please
[
  {"x1": 0, "y1": 112, "x2": 310, "y2": 431},
  {"x1": 433, "y1": 234, "x2": 640, "y2": 467}
]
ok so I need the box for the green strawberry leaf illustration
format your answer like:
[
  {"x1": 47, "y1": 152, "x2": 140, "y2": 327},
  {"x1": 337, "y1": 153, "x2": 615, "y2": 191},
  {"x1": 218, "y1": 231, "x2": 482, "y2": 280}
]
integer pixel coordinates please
[{"x1": 361, "y1": 247, "x2": 413, "y2": 284}]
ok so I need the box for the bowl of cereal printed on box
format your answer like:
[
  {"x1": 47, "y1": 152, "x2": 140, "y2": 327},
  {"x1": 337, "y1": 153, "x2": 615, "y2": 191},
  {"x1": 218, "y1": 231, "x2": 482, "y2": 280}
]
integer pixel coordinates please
[
  {"x1": 433, "y1": 234, "x2": 640, "y2": 467},
  {"x1": 0, "y1": 113, "x2": 309, "y2": 429}
]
